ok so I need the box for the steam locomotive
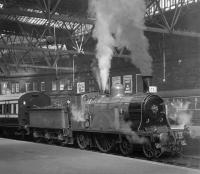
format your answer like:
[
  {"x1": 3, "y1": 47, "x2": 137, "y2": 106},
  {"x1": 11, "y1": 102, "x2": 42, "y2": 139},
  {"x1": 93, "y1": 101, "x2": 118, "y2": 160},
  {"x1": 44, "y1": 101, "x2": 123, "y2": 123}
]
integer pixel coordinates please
[{"x1": 0, "y1": 77, "x2": 186, "y2": 158}]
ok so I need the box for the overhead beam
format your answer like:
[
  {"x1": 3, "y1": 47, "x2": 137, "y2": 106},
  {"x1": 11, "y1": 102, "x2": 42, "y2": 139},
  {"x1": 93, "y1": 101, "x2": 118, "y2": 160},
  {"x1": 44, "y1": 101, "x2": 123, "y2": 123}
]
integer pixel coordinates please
[
  {"x1": 1, "y1": 20, "x2": 200, "y2": 62},
  {"x1": 4, "y1": 63, "x2": 73, "y2": 71},
  {"x1": 1, "y1": 8, "x2": 200, "y2": 38},
  {"x1": 0, "y1": 44, "x2": 127, "y2": 58},
  {"x1": 0, "y1": 8, "x2": 94, "y2": 24},
  {"x1": 0, "y1": 43, "x2": 82, "y2": 55},
  {"x1": 145, "y1": 26, "x2": 200, "y2": 38}
]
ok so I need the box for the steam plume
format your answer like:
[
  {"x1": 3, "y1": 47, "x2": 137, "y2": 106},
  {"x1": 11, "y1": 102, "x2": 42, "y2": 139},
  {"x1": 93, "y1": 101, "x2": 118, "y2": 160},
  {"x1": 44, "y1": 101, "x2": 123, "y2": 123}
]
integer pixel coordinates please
[
  {"x1": 189, "y1": 126, "x2": 200, "y2": 138},
  {"x1": 166, "y1": 100, "x2": 193, "y2": 129},
  {"x1": 166, "y1": 100, "x2": 200, "y2": 138},
  {"x1": 71, "y1": 105, "x2": 85, "y2": 122},
  {"x1": 89, "y1": 0, "x2": 152, "y2": 90},
  {"x1": 91, "y1": 58, "x2": 102, "y2": 89},
  {"x1": 121, "y1": 121, "x2": 147, "y2": 144}
]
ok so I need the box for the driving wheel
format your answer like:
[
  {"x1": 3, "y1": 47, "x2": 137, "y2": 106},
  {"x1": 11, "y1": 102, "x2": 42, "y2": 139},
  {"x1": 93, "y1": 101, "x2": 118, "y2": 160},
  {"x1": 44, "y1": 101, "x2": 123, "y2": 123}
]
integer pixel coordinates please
[
  {"x1": 119, "y1": 136, "x2": 133, "y2": 156},
  {"x1": 95, "y1": 134, "x2": 115, "y2": 153},
  {"x1": 76, "y1": 133, "x2": 90, "y2": 149},
  {"x1": 142, "y1": 142, "x2": 154, "y2": 159}
]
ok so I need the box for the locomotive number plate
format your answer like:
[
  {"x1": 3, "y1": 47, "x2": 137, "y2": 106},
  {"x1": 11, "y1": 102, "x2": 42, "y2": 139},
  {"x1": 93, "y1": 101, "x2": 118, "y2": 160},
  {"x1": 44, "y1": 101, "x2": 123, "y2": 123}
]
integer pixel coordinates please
[{"x1": 149, "y1": 86, "x2": 157, "y2": 93}]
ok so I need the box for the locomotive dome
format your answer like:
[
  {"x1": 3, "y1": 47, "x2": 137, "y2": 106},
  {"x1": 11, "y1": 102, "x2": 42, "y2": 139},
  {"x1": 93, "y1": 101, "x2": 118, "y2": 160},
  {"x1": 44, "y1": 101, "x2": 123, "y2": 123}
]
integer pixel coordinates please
[{"x1": 111, "y1": 84, "x2": 125, "y2": 97}]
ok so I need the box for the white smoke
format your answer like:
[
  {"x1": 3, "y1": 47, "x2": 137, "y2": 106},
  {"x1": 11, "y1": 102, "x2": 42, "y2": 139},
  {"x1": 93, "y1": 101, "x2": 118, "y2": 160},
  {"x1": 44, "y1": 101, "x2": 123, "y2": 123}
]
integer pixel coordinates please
[
  {"x1": 89, "y1": 0, "x2": 152, "y2": 90},
  {"x1": 167, "y1": 100, "x2": 193, "y2": 129},
  {"x1": 166, "y1": 100, "x2": 200, "y2": 139},
  {"x1": 188, "y1": 126, "x2": 200, "y2": 138},
  {"x1": 121, "y1": 121, "x2": 147, "y2": 144},
  {"x1": 91, "y1": 59, "x2": 102, "y2": 89},
  {"x1": 71, "y1": 105, "x2": 85, "y2": 122}
]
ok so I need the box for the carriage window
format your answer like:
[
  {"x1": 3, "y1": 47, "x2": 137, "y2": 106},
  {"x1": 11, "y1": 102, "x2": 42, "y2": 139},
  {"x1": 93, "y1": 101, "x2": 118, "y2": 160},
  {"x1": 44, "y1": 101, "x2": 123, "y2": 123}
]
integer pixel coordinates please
[
  {"x1": 5, "y1": 104, "x2": 8, "y2": 114},
  {"x1": 16, "y1": 104, "x2": 18, "y2": 114},
  {"x1": 2, "y1": 104, "x2": 5, "y2": 114},
  {"x1": 8, "y1": 104, "x2": 11, "y2": 114},
  {"x1": 0, "y1": 104, "x2": 2, "y2": 114},
  {"x1": 5, "y1": 104, "x2": 11, "y2": 114},
  {"x1": 11, "y1": 104, "x2": 14, "y2": 114},
  {"x1": 13, "y1": 104, "x2": 17, "y2": 114}
]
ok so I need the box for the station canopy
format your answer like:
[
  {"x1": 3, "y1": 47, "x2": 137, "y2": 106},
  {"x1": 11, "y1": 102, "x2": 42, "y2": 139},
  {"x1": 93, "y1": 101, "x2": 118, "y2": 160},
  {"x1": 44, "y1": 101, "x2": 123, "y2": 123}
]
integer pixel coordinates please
[{"x1": 0, "y1": 0, "x2": 199, "y2": 76}]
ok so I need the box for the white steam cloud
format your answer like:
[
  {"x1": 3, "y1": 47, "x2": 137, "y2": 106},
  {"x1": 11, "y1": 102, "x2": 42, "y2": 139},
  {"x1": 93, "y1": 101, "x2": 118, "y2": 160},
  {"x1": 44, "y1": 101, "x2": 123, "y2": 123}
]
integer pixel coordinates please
[
  {"x1": 89, "y1": 0, "x2": 152, "y2": 90},
  {"x1": 189, "y1": 126, "x2": 200, "y2": 138},
  {"x1": 166, "y1": 100, "x2": 200, "y2": 139},
  {"x1": 91, "y1": 59, "x2": 102, "y2": 89},
  {"x1": 166, "y1": 100, "x2": 193, "y2": 129},
  {"x1": 121, "y1": 121, "x2": 147, "y2": 144},
  {"x1": 71, "y1": 105, "x2": 85, "y2": 122}
]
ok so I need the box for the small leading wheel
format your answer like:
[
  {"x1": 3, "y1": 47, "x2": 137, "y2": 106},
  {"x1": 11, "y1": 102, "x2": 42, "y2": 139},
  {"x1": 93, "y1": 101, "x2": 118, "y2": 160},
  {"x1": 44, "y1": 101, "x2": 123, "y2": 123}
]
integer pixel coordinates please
[
  {"x1": 154, "y1": 148, "x2": 163, "y2": 158},
  {"x1": 95, "y1": 134, "x2": 115, "y2": 153},
  {"x1": 119, "y1": 136, "x2": 133, "y2": 156},
  {"x1": 142, "y1": 142, "x2": 154, "y2": 159},
  {"x1": 76, "y1": 133, "x2": 90, "y2": 149}
]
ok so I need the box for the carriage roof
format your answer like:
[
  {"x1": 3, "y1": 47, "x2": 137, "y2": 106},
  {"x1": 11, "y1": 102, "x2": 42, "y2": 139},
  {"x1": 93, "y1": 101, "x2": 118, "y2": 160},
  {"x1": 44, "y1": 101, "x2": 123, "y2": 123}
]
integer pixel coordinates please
[
  {"x1": 0, "y1": 93, "x2": 25, "y2": 101},
  {"x1": 0, "y1": 91, "x2": 43, "y2": 101}
]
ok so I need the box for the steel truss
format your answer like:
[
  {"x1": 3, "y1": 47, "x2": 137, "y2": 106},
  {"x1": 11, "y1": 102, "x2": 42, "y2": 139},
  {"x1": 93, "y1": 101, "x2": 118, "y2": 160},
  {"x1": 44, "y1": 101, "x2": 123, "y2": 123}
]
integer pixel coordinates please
[{"x1": 0, "y1": 0, "x2": 199, "y2": 76}]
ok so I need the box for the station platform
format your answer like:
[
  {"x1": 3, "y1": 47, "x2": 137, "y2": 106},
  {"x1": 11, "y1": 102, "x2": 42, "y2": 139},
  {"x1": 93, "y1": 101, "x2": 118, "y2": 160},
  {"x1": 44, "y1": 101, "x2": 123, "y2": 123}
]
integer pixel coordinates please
[{"x1": 0, "y1": 138, "x2": 199, "y2": 174}]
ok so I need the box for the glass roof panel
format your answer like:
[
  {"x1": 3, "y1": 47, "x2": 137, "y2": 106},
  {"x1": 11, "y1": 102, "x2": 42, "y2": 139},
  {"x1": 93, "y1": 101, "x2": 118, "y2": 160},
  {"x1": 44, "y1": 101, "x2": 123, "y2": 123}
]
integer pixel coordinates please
[{"x1": 146, "y1": 0, "x2": 199, "y2": 16}]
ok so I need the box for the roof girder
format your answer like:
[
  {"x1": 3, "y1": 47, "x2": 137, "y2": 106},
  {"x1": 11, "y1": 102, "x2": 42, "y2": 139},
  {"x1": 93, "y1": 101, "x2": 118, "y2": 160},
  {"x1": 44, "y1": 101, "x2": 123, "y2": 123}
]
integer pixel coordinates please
[{"x1": 0, "y1": 0, "x2": 200, "y2": 76}]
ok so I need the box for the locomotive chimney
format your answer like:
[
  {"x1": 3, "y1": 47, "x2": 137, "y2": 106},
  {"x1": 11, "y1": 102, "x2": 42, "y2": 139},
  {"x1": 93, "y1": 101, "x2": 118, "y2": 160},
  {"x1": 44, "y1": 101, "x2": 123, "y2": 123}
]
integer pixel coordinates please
[
  {"x1": 142, "y1": 76, "x2": 152, "y2": 93},
  {"x1": 99, "y1": 89, "x2": 109, "y2": 96}
]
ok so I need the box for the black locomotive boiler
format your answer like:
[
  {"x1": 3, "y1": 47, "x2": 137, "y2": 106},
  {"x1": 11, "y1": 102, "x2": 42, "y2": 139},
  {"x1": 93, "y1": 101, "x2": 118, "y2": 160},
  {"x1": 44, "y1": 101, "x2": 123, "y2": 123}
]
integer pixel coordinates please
[{"x1": 27, "y1": 76, "x2": 186, "y2": 158}]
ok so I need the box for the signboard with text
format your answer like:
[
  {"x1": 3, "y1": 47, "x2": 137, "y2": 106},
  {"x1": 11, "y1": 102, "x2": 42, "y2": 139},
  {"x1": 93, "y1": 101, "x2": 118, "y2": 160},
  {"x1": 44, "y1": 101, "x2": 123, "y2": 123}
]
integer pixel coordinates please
[
  {"x1": 123, "y1": 75, "x2": 132, "y2": 94},
  {"x1": 77, "y1": 82, "x2": 85, "y2": 94},
  {"x1": 149, "y1": 86, "x2": 157, "y2": 93}
]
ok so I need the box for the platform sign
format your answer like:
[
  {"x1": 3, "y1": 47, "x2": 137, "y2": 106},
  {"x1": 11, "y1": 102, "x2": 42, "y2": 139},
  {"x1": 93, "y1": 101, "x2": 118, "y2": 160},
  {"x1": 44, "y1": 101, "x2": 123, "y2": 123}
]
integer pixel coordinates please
[
  {"x1": 123, "y1": 75, "x2": 132, "y2": 94},
  {"x1": 149, "y1": 86, "x2": 157, "y2": 93},
  {"x1": 112, "y1": 76, "x2": 121, "y2": 86},
  {"x1": 77, "y1": 82, "x2": 85, "y2": 94}
]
